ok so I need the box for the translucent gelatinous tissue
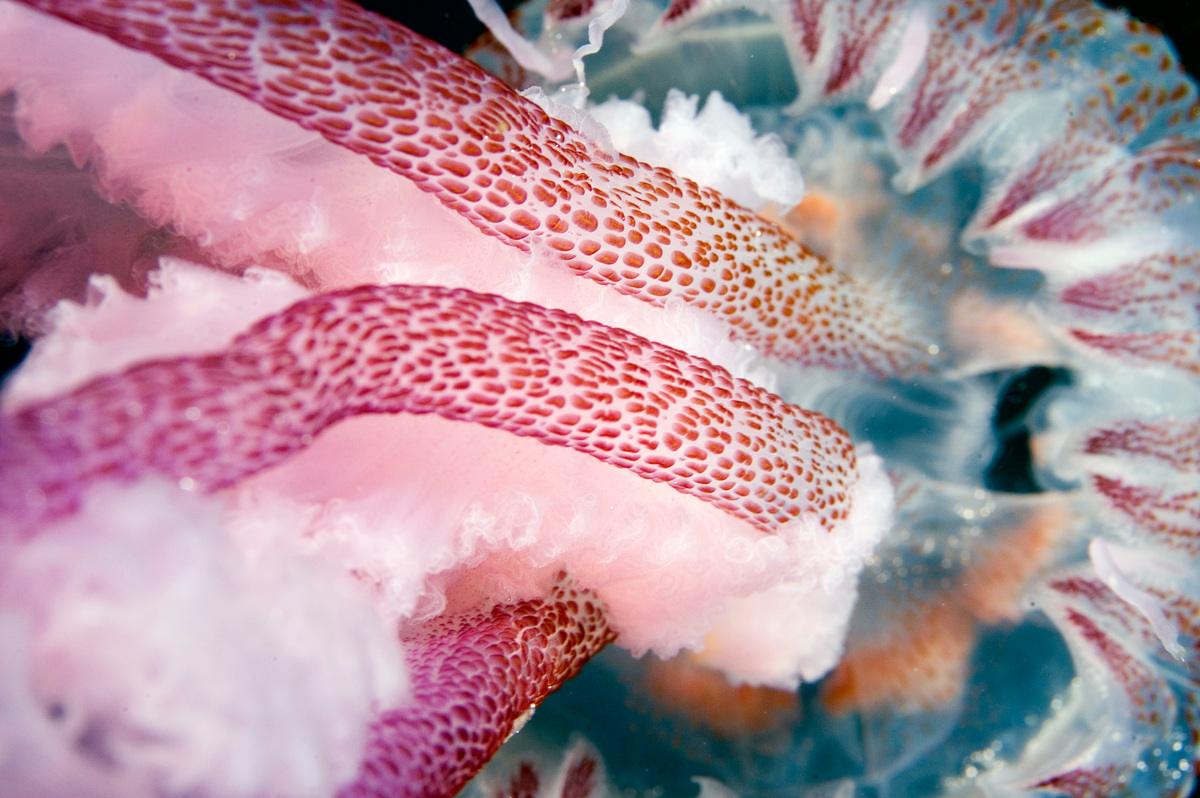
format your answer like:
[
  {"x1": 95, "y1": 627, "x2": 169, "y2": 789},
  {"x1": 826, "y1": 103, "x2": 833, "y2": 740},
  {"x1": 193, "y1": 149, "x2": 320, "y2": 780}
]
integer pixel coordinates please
[{"x1": 0, "y1": 0, "x2": 1198, "y2": 797}]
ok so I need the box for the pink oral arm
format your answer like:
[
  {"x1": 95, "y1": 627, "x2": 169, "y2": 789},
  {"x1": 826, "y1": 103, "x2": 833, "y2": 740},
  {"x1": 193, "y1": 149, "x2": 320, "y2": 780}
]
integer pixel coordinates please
[
  {"x1": 345, "y1": 577, "x2": 616, "y2": 798},
  {"x1": 12, "y1": 0, "x2": 919, "y2": 372},
  {"x1": 1, "y1": 283, "x2": 857, "y2": 796},
  {"x1": 2, "y1": 283, "x2": 857, "y2": 538}
]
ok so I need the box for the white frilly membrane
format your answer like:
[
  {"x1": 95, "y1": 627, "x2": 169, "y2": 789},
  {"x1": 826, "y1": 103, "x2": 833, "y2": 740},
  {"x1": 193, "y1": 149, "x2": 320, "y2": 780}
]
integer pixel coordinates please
[
  {"x1": 589, "y1": 89, "x2": 806, "y2": 211},
  {"x1": 0, "y1": 262, "x2": 309, "y2": 410},
  {"x1": 691, "y1": 449, "x2": 891, "y2": 686},
  {"x1": 0, "y1": 480, "x2": 408, "y2": 798}
]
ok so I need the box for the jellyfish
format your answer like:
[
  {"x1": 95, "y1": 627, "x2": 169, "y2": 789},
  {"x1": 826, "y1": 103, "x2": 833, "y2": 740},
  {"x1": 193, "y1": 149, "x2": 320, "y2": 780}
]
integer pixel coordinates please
[{"x1": 0, "y1": 0, "x2": 1196, "y2": 797}]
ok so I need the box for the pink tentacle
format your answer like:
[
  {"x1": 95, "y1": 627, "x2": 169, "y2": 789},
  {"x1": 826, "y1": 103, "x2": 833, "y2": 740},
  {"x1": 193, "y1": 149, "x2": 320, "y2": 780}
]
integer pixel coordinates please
[
  {"x1": 1020, "y1": 571, "x2": 1179, "y2": 796},
  {"x1": 11, "y1": 0, "x2": 921, "y2": 372},
  {"x1": 2, "y1": 283, "x2": 858, "y2": 537},
  {"x1": 656, "y1": 0, "x2": 911, "y2": 110},
  {"x1": 1067, "y1": 329, "x2": 1200, "y2": 376},
  {"x1": 1084, "y1": 418, "x2": 1200, "y2": 474},
  {"x1": 344, "y1": 577, "x2": 615, "y2": 798},
  {"x1": 1074, "y1": 417, "x2": 1200, "y2": 555},
  {"x1": 0, "y1": 280, "x2": 863, "y2": 793},
  {"x1": 1058, "y1": 249, "x2": 1200, "y2": 331}
]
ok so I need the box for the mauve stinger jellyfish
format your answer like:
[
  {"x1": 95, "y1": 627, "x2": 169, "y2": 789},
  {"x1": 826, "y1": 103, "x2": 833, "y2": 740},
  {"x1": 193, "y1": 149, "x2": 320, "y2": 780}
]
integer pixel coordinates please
[{"x1": 0, "y1": 0, "x2": 1197, "y2": 796}]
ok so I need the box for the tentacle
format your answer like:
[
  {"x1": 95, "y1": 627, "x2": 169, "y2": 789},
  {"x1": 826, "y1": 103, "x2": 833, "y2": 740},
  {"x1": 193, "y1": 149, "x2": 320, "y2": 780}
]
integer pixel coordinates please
[
  {"x1": 11, "y1": 0, "x2": 925, "y2": 372},
  {"x1": 0, "y1": 476, "x2": 613, "y2": 798},
  {"x1": 991, "y1": 555, "x2": 1196, "y2": 797},
  {"x1": 1077, "y1": 416, "x2": 1200, "y2": 556},
  {"x1": 344, "y1": 577, "x2": 615, "y2": 798},
  {"x1": 467, "y1": 736, "x2": 610, "y2": 798},
  {"x1": 653, "y1": 0, "x2": 917, "y2": 113},
  {"x1": 1, "y1": 282, "x2": 861, "y2": 537},
  {"x1": 1055, "y1": 248, "x2": 1200, "y2": 333},
  {"x1": 0, "y1": 279, "x2": 885, "y2": 795},
  {"x1": 887, "y1": 0, "x2": 1199, "y2": 192},
  {"x1": 4, "y1": 0, "x2": 1200, "y2": 794}
]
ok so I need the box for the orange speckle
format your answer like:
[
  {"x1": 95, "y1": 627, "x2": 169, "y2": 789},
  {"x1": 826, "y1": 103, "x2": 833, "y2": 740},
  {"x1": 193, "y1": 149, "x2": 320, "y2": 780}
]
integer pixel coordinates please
[
  {"x1": 960, "y1": 501, "x2": 1072, "y2": 623},
  {"x1": 638, "y1": 654, "x2": 799, "y2": 737},
  {"x1": 822, "y1": 601, "x2": 975, "y2": 714}
]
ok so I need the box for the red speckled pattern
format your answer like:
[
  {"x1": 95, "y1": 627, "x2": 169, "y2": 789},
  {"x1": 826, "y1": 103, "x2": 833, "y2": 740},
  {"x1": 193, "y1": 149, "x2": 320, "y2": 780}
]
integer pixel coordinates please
[
  {"x1": 546, "y1": 0, "x2": 596, "y2": 23},
  {"x1": 495, "y1": 762, "x2": 541, "y2": 798},
  {"x1": 1033, "y1": 763, "x2": 1131, "y2": 798},
  {"x1": 791, "y1": 0, "x2": 906, "y2": 99},
  {"x1": 888, "y1": 0, "x2": 1199, "y2": 199},
  {"x1": 1046, "y1": 576, "x2": 1148, "y2": 642},
  {"x1": 13, "y1": 0, "x2": 918, "y2": 372},
  {"x1": 1153, "y1": 589, "x2": 1200, "y2": 662},
  {"x1": 559, "y1": 752, "x2": 599, "y2": 798},
  {"x1": 1060, "y1": 249, "x2": 1200, "y2": 329},
  {"x1": 1028, "y1": 577, "x2": 1177, "y2": 795},
  {"x1": 662, "y1": 0, "x2": 1199, "y2": 235},
  {"x1": 958, "y1": 11, "x2": 1200, "y2": 252},
  {"x1": 659, "y1": 0, "x2": 701, "y2": 26},
  {"x1": 1084, "y1": 417, "x2": 1200, "y2": 473},
  {"x1": 1186, "y1": 686, "x2": 1200, "y2": 751},
  {"x1": 484, "y1": 741, "x2": 603, "y2": 798},
  {"x1": 1090, "y1": 474, "x2": 1200, "y2": 557},
  {"x1": 659, "y1": 0, "x2": 905, "y2": 104},
  {"x1": 787, "y1": 0, "x2": 826, "y2": 63},
  {"x1": 887, "y1": 0, "x2": 1094, "y2": 178},
  {"x1": 681, "y1": 0, "x2": 1158, "y2": 188},
  {"x1": 652, "y1": 0, "x2": 1200, "y2": 382},
  {"x1": 1081, "y1": 415, "x2": 1200, "y2": 560},
  {"x1": 812, "y1": 0, "x2": 900, "y2": 97},
  {"x1": 2, "y1": 283, "x2": 857, "y2": 536},
  {"x1": 1047, "y1": 573, "x2": 1192, "y2": 669},
  {"x1": 1008, "y1": 139, "x2": 1200, "y2": 245},
  {"x1": 1068, "y1": 328, "x2": 1200, "y2": 376},
  {"x1": 342, "y1": 578, "x2": 615, "y2": 798}
]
